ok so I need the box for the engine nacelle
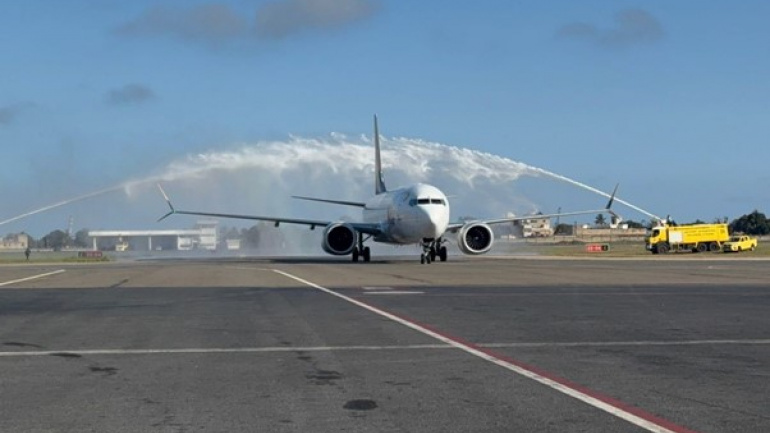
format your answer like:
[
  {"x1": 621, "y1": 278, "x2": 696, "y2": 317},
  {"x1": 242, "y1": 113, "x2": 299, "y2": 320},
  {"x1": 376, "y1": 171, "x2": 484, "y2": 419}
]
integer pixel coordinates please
[
  {"x1": 321, "y1": 223, "x2": 357, "y2": 255},
  {"x1": 457, "y1": 222, "x2": 494, "y2": 255}
]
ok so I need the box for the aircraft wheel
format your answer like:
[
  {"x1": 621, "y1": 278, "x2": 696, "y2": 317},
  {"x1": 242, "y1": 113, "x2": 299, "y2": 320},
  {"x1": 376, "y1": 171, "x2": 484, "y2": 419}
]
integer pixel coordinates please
[
  {"x1": 420, "y1": 254, "x2": 426, "y2": 264},
  {"x1": 363, "y1": 247, "x2": 371, "y2": 262},
  {"x1": 430, "y1": 250, "x2": 436, "y2": 261},
  {"x1": 425, "y1": 253, "x2": 432, "y2": 264},
  {"x1": 439, "y1": 246, "x2": 448, "y2": 262},
  {"x1": 352, "y1": 248, "x2": 359, "y2": 262}
]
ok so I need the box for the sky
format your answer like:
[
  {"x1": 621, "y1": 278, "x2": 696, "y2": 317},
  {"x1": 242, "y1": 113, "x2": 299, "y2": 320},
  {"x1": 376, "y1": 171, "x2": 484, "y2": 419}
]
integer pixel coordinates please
[{"x1": 2, "y1": 0, "x2": 769, "y2": 238}]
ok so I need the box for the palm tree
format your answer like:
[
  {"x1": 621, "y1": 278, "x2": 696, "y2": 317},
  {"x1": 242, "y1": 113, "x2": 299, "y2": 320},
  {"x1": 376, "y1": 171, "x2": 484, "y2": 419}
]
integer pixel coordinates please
[{"x1": 595, "y1": 213, "x2": 606, "y2": 227}]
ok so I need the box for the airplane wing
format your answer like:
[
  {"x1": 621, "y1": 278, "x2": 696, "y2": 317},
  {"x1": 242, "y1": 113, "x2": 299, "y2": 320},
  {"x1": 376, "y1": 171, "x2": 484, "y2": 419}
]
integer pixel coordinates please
[
  {"x1": 291, "y1": 196, "x2": 367, "y2": 207},
  {"x1": 157, "y1": 185, "x2": 382, "y2": 235},
  {"x1": 446, "y1": 184, "x2": 621, "y2": 232}
]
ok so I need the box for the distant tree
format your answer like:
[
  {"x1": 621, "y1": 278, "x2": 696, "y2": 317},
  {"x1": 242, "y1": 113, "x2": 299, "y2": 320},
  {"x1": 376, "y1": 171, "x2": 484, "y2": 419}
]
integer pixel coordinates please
[
  {"x1": 256, "y1": 222, "x2": 287, "y2": 249},
  {"x1": 729, "y1": 210, "x2": 769, "y2": 235},
  {"x1": 25, "y1": 233, "x2": 38, "y2": 248},
  {"x1": 240, "y1": 225, "x2": 261, "y2": 248},
  {"x1": 218, "y1": 226, "x2": 241, "y2": 249},
  {"x1": 554, "y1": 223, "x2": 573, "y2": 235},
  {"x1": 41, "y1": 230, "x2": 71, "y2": 251},
  {"x1": 74, "y1": 229, "x2": 90, "y2": 248},
  {"x1": 594, "y1": 214, "x2": 606, "y2": 227},
  {"x1": 223, "y1": 227, "x2": 241, "y2": 239}
]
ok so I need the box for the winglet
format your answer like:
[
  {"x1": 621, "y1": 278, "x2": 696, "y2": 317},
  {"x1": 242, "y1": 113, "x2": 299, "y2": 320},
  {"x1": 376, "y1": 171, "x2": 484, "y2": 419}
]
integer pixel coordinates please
[
  {"x1": 605, "y1": 183, "x2": 619, "y2": 210},
  {"x1": 374, "y1": 115, "x2": 387, "y2": 195},
  {"x1": 605, "y1": 183, "x2": 622, "y2": 222},
  {"x1": 157, "y1": 183, "x2": 176, "y2": 222}
]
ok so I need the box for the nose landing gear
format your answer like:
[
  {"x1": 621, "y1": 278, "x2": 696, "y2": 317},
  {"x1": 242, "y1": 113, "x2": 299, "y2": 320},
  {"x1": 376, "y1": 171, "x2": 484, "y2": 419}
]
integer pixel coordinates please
[
  {"x1": 420, "y1": 252, "x2": 431, "y2": 264},
  {"x1": 420, "y1": 238, "x2": 448, "y2": 264}
]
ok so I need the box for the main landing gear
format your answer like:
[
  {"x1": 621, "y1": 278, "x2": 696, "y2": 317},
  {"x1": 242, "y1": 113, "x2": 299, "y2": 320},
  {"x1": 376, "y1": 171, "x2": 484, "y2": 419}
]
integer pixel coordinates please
[
  {"x1": 420, "y1": 238, "x2": 447, "y2": 264},
  {"x1": 352, "y1": 233, "x2": 371, "y2": 263},
  {"x1": 352, "y1": 246, "x2": 371, "y2": 263}
]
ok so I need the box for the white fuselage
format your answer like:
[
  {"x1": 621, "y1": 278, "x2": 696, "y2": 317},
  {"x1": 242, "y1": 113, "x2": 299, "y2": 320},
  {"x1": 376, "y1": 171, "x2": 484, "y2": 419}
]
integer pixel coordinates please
[{"x1": 362, "y1": 183, "x2": 450, "y2": 244}]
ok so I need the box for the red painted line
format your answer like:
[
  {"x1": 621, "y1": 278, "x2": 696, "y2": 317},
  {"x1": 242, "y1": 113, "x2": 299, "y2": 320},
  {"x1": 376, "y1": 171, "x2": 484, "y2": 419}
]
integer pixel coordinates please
[
  {"x1": 385, "y1": 309, "x2": 701, "y2": 433},
  {"x1": 273, "y1": 269, "x2": 701, "y2": 433}
]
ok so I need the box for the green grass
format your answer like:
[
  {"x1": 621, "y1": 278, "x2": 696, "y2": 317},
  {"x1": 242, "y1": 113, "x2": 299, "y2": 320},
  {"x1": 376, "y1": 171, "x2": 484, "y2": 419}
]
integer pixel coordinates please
[{"x1": 512, "y1": 241, "x2": 770, "y2": 257}]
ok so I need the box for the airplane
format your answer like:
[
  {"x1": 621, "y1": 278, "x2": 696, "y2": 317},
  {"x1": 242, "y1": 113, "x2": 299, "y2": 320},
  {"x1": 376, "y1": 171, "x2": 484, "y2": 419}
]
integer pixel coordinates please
[{"x1": 158, "y1": 116, "x2": 619, "y2": 264}]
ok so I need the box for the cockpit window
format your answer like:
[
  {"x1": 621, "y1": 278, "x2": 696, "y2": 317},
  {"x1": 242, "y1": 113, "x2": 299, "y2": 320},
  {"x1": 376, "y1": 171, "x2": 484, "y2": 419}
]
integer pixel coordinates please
[{"x1": 412, "y1": 197, "x2": 446, "y2": 206}]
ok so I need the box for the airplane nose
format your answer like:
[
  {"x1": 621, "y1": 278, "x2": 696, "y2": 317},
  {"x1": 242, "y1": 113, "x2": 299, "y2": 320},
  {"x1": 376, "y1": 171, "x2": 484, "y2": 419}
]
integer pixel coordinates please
[
  {"x1": 419, "y1": 208, "x2": 446, "y2": 238},
  {"x1": 425, "y1": 216, "x2": 439, "y2": 238}
]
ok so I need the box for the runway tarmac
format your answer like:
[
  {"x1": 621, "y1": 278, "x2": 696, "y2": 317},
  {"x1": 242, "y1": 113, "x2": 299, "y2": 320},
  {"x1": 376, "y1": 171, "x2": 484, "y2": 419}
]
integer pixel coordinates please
[{"x1": 1, "y1": 256, "x2": 768, "y2": 432}]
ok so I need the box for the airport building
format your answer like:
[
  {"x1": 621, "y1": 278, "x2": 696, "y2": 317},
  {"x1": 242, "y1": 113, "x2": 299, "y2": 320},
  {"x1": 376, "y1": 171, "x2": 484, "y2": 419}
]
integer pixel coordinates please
[
  {"x1": 89, "y1": 220, "x2": 218, "y2": 251},
  {"x1": 512, "y1": 216, "x2": 553, "y2": 238},
  {"x1": 0, "y1": 233, "x2": 30, "y2": 250}
]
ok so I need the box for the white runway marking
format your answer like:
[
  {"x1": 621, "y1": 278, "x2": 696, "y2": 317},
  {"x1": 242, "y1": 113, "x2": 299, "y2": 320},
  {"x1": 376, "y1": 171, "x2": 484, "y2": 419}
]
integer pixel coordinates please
[
  {"x1": 0, "y1": 270, "x2": 66, "y2": 287},
  {"x1": 362, "y1": 286, "x2": 423, "y2": 295},
  {"x1": 224, "y1": 266, "x2": 274, "y2": 272},
  {"x1": 365, "y1": 291, "x2": 424, "y2": 295},
  {"x1": 482, "y1": 339, "x2": 770, "y2": 348},
  {"x1": 3, "y1": 338, "x2": 766, "y2": 358},
  {"x1": 272, "y1": 269, "x2": 699, "y2": 433},
  {"x1": 0, "y1": 344, "x2": 450, "y2": 357}
]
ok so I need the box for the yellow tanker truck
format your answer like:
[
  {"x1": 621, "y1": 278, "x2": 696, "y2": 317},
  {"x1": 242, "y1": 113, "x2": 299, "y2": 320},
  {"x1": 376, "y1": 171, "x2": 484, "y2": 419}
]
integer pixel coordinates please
[{"x1": 645, "y1": 223, "x2": 729, "y2": 254}]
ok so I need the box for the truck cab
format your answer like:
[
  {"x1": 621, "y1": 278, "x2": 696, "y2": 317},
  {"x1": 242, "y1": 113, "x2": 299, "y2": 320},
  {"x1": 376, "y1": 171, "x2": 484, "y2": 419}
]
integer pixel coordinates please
[{"x1": 645, "y1": 227, "x2": 664, "y2": 251}]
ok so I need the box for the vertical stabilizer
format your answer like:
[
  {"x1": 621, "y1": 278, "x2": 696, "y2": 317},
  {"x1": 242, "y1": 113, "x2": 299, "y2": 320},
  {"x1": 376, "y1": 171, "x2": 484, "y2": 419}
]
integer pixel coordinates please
[{"x1": 374, "y1": 115, "x2": 387, "y2": 194}]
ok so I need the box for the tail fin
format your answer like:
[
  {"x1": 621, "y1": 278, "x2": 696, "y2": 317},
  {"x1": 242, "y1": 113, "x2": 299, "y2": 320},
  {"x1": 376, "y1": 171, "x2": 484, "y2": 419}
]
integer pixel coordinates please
[{"x1": 374, "y1": 115, "x2": 387, "y2": 195}]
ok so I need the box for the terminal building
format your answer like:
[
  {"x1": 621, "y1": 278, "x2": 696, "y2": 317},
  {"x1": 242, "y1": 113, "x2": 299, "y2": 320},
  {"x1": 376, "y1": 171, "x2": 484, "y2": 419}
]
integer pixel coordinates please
[{"x1": 89, "y1": 220, "x2": 218, "y2": 251}]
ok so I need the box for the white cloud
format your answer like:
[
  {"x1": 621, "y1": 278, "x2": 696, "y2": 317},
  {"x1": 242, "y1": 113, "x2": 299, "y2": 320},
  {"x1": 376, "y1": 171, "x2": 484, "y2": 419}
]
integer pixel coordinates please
[
  {"x1": 105, "y1": 84, "x2": 156, "y2": 106},
  {"x1": 114, "y1": 1, "x2": 381, "y2": 46},
  {"x1": 557, "y1": 9, "x2": 664, "y2": 49},
  {"x1": 115, "y1": 4, "x2": 249, "y2": 44},
  {"x1": 0, "y1": 102, "x2": 34, "y2": 125},
  {"x1": 255, "y1": 0, "x2": 379, "y2": 39}
]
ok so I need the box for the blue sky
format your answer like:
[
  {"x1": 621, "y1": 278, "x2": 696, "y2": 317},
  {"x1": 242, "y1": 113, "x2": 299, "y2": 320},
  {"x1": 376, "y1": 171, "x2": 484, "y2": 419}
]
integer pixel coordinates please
[{"x1": 2, "y1": 1, "x2": 769, "y2": 237}]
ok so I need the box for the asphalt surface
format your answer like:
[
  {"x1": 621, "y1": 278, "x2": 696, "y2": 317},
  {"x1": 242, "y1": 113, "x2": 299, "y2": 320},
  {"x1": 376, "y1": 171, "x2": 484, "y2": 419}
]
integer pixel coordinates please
[{"x1": 1, "y1": 256, "x2": 768, "y2": 432}]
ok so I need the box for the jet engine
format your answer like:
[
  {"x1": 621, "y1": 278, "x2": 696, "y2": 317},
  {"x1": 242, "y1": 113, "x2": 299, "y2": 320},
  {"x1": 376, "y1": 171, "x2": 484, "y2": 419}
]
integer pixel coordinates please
[
  {"x1": 457, "y1": 222, "x2": 494, "y2": 255},
  {"x1": 322, "y1": 223, "x2": 357, "y2": 255}
]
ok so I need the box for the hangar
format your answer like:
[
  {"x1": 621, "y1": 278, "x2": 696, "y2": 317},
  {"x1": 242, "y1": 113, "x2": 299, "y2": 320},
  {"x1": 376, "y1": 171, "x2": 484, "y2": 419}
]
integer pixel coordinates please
[{"x1": 89, "y1": 220, "x2": 218, "y2": 251}]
